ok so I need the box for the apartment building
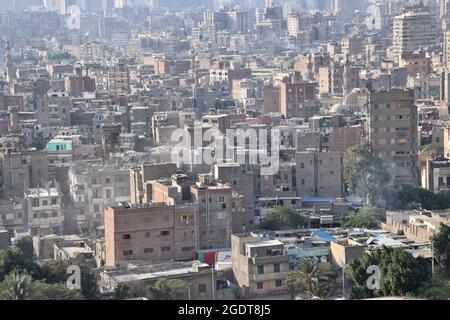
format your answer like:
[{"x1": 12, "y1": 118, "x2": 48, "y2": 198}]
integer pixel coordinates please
[
  {"x1": 190, "y1": 175, "x2": 234, "y2": 250},
  {"x1": 383, "y1": 210, "x2": 450, "y2": 243},
  {"x1": 0, "y1": 147, "x2": 48, "y2": 200},
  {"x1": 295, "y1": 150, "x2": 343, "y2": 198},
  {"x1": 69, "y1": 163, "x2": 131, "y2": 232},
  {"x1": 368, "y1": 89, "x2": 419, "y2": 185},
  {"x1": 212, "y1": 163, "x2": 255, "y2": 233},
  {"x1": 104, "y1": 202, "x2": 198, "y2": 267},
  {"x1": 107, "y1": 63, "x2": 131, "y2": 95},
  {"x1": 231, "y1": 234, "x2": 289, "y2": 298},
  {"x1": 319, "y1": 61, "x2": 344, "y2": 97},
  {"x1": 280, "y1": 74, "x2": 317, "y2": 118},
  {"x1": 422, "y1": 157, "x2": 450, "y2": 193},
  {"x1": 393, "y1": 8, "x2": 436, "y2": 61},
  {"x1": 129, "y1": 163, "x2": 178, "y2": 205},
  {"x1": 24, "y1": 188, "x2": 64, "y2": 235},
  {"x1": 0, "y1": 200, "x2": 25, "y2": 232}
]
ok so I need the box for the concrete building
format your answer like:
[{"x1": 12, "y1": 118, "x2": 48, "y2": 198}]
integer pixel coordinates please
[
  {"x1": 32, "y1": 234, "x2": 85, "y2": 260},
  {"x1": 319, "y1": 61, "x2": 344, "y2": 97},
  {"x1": 399, "y1": 52, "x2": 431, "y2": 77},
  {"x1": 69, "y1": 163, "x2": 131, "y2": 232},
  {"x1": 0, "y1": 200, "x2": 25, "y2": 232},
  {"x1": 422, "y1": 157, "x2": 450, "y2": 193},
  {"x1": 368, "y1": 89, "x2": 419, "y2": 185},
  {"x1": 191, "y1": 174, "x2": 234, "y2": 250},
  {"x1": 54, "y1": 239, "x2": 96, "y2": 267},
  {"x1": 280, "y1": 74, "x2": 317, "y2": 118},
  {"x1": 383, "y1": 210, "x2": 450, "y2": 243},
  {"x1": 0, "y1": 148, "x2": 48, "y2": 201},
  {"x1": 295, "y1": 150, "x2": 343, "y2": 198},
  {"x1": 107, "y1": 64, "x2": 131, "y2": 95},
  {"x1": 99, "y1": 260, "x2": 231, "y2": 300},
  {"x1": 231, "y1": 234, "x2": 289, "y2": 298},
  {"x1": 329, "y1": 126, "x2": 362, "y2": 152},
  {"x1": 393, "y1": 8, "x2": 436, "y2": 62},
  {"x1": 0, "y1": 229, "x2": 10, "y2": 249},
  {"x1": 212, "y1": 163, "x2": 255, "y2": 234},
  {"x1": 24, "y1": 188, "x2": 64, "y2": 235},
  {"x1": 104, "y1": 202, "x2": 198, "y2": 267},
  {"x1": 330, "y1": 239, "x2": 365, "y2": 268},
  {"x1": 129, "y1": 163, "x2": 178, "y2": 205}
]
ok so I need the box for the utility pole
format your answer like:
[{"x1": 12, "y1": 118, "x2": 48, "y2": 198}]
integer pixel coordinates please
[
  {"x1": 211, "y1": 267, "x2": 215, "y2": 300},
  {"x1": 431, "y1": 241, "x2": 435, "y2": 278},
  {"x1": 341, "y1": 260, "x2": 346, "y2": 298}
]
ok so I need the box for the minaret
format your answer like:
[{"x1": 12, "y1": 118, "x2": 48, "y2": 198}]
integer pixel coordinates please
[{"x1": 5, "y1": 41, "x2": 15, "y2": 83}]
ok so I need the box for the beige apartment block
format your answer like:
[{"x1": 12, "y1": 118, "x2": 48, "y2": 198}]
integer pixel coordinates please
[
  {"x1": 368, "y1": 89, "x2": 419, "y2": 185},
  {"x1": 231, "y1": 234, "x2": 289, "y2": 298}
]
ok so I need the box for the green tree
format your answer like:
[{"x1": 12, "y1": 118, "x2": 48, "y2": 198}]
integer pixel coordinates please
[
  {"x1": 261, "y1": 206, "x2": 307, "y2": 230},
  {"x1": 0, "y1": 270, "x2": 32, "y2": 300},
  {"x1": 15, "y1": 236, "x2": 34, "y2": 261},
  {"x1": 114, "y1": 283, "x2": 134, "y2": 300},
  {"x1": 0, "y1": 247, "x2": 41, "y2": 281},
  {"x1": 417, "y1": 275, "x2": 450, "y2": 300},
  {"x1": 348, "y1": 247, "x2": 430, "y2": 299},
  {"x1": 343, "y1": 142, "x2": 390, "y2": 207},
  {"x1": 308, "y1": 279, "x2": 333, "y2": 299},
  {"x1": 28, "y1": 282, "x2": 84, "y2": 300},
  {"x1": 342, "y1": 207, "x2": 385, "y2": 229},
  {"x1": 431, "y1": 223, "x2": 450, "y2": 277},
  {"x1": 285, "y1": 259, "x2": 329, "y2": 297},
  {"x1": 40, "y1": 260, "x2": 99, "y2": 300},
  {"x1": 146, "y1": 279, "x2": 189, "y2": 300},
  {"x1": 387, "y1": 184, "x2": 450, "y2": 210}
]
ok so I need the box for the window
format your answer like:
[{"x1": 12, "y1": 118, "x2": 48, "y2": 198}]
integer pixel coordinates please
[
  {"x1": 42, "y1": 200, "x2": 48, "y2": 206},
  {"x1": 217, "y1": 212, "x2": 225, "y2": 219},
  {"x1": 257, "y1": 265, "x2": 264, "y2": 274},
  {"x1": 106, "y1": 190, "x2": 111, "y2": 199},
  {"x1": 163, "y1": 215, "x2": 169, "y2": 221},
  {"x1": 161, "y1": 230, "x2": 170, "y2": 236},
  {"x1": 106, "y1": 178, "x2": 110, "y2": 184},
  {"x1": 123, "y1": 234, "x2": 131, "y2": 240},
  {"x1": 257, "y1": 282, "x2": 264, "y2": 290},
  {"x1": 145, "y1": 232, "x2": 151, "y2": 238},
  {"x1": 123, "y1": 250, "x2": 133, "y2": 256},
  {"x1": 161, "y1": 246, "x2": 171, "y2": 252},
  {"x1": 273, "y1": 263, "x2": 280, "y2": 273},
  {"x1": 144, "y1": 248, "x2": 153, "y2": 254},
  {"x1": 199, "y1": 284, "x2": 207, "y2": 297},
  {"x1": 182, "y1": 246, "x2": 194, "y2": 252},
  {"x1": 31, "y1": 199, "x2": 39, "y2": 207},
  {"x1": 51, "y1": 198, "x2": 57, "y2": 205},
  {"x1": 218, "y1": 196, "x2": 225, "y2": 203},
  {"x1": 275, "y1": 280, "x2": 283, "y2": 287}
]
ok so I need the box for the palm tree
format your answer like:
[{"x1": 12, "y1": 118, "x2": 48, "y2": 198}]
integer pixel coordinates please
[
  {"x1": 1, "y1": 270, "x2": 32, "y2": 300},
  {"x1": 286, "y1": 259, "x2": 329, "y2": 298},
  {"x1": 308, "y1": 279, "x2": 333, "y2": 299}
]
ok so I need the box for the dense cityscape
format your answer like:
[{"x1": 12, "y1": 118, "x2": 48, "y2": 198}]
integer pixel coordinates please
[{"x1": 0, "y1": 0, "x2": 449, "y2": 305}]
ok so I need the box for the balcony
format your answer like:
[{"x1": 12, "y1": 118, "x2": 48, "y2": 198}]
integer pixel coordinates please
[
  {"x1": 251, "y1": 271, "x2": 289, "y2": 282},
  {"x1": 249, "y1": 254, "x2": 288, "y2": 265}
]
